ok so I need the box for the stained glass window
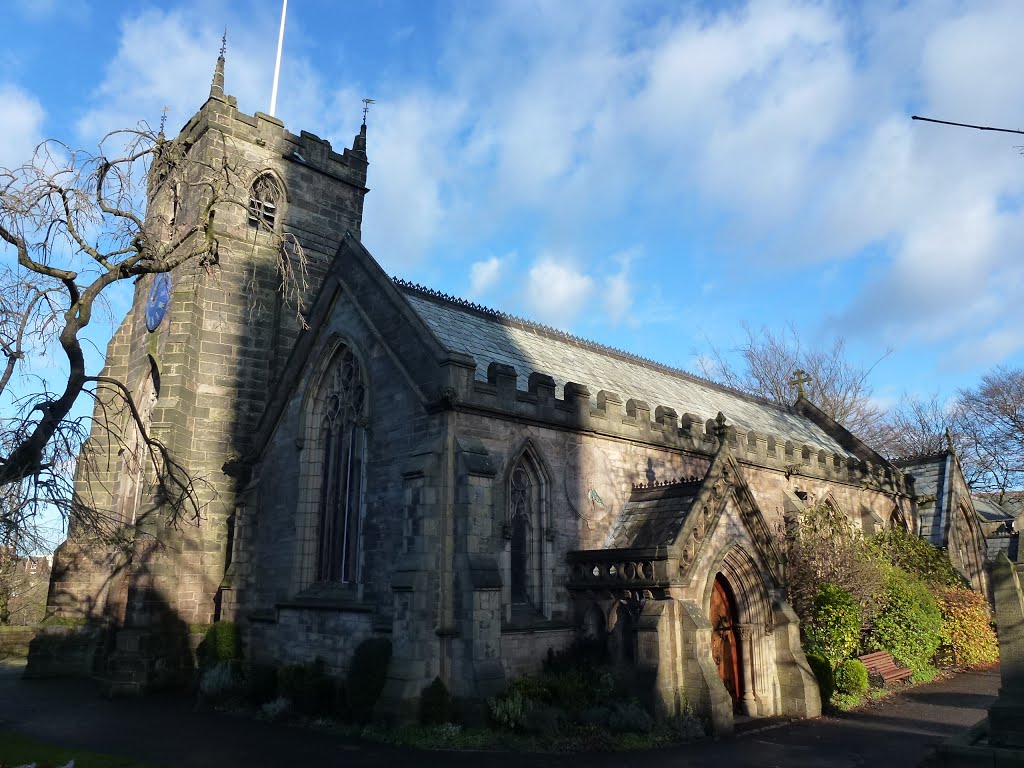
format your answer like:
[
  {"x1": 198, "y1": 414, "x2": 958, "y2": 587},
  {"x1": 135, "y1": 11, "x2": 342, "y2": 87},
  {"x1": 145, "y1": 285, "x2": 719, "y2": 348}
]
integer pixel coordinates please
[{"x1": 316, "y1": 346, "x2": 366, "y2": 583}]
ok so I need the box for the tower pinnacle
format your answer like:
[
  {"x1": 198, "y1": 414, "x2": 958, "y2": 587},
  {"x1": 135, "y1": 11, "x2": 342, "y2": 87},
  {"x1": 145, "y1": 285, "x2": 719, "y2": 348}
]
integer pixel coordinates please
[
  {"x1": 210, "y1": 29, "x2": 227, "y2": 99},
  {"x1": 353, "y1": 98, "x2": 373, "y2": 155}
]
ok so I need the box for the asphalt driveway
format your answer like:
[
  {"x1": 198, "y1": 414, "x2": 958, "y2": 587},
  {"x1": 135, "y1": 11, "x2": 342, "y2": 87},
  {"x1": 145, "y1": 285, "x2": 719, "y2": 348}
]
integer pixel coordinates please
[{"x1": 0, "y1": 660, "x2": 999, "y2": 768}]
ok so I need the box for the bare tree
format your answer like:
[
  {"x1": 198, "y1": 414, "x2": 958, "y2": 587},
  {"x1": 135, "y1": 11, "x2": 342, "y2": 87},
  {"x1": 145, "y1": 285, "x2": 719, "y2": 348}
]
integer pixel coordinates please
[
  {"x1": 955, "y1": 367, "x2": 1024, "y2": 496},
  {"x1": 877, "y1": 370, "x2": 1024, "y2": 496},
  {"x1": 699, "y1": 323, "x2": 891, "y2": 445},
  {"x1": 0, "y1": 546, "x2": 50, "y2": 625},
  {"x1": 879, "y1": 392, "x2": 954, "y2": 459},
  {"x1": 0, "y1": 126, "x2": 304, "y2": 545}
]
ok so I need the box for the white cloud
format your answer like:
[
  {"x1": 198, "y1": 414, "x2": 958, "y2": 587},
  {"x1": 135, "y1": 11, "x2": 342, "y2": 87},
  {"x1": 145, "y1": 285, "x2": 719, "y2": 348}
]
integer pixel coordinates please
[
  {"x1": 602, "y1": 248, "x2": 640, "y2": 328},
  {"x1": 0, "y1": 83, "x2": 44, "y2": 168},
  {"x1": 950, "y1": 328, "x2": 1024, "y2": 370},
  {"x1": 603, "y1": 270, "x2": 632, "y2": 327},
  {"x1": 525, "y1": 257, "x2": 595, "y2": 328},
  {"x1": 468, "y1": 255, "x2": 505, "y2": 297},
  {"x1": 359, "y1": 91, "x2": 466, "y2": 266},
  {"x1": 63, "y1": 0, "x2": 1024, "y2": 366},
  {"x1": 74, "y1": 7, "x2": 341, "y2": 148}
]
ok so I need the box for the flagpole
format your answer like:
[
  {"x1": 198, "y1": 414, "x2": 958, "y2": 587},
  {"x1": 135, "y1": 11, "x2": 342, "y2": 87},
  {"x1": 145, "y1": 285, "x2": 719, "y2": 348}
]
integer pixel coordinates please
[{"x1": 269, "y1": 0, "x2": 288, "y2": 116}]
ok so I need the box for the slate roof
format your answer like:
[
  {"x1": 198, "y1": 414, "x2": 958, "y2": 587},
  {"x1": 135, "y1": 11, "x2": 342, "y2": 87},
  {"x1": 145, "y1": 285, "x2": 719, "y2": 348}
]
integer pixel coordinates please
[
  {"x1": 895, "y1": 453, "x2": 945, "y2": 497},
  {"x1": 398, "y1": 282, "x2": 856, "y2": 456},
  {"x1": 973, "y1": 495, "x2": 1015, "y2": 524},
  {"x1": 609, "y1": 480, "x2": 704, "y2": 548}
]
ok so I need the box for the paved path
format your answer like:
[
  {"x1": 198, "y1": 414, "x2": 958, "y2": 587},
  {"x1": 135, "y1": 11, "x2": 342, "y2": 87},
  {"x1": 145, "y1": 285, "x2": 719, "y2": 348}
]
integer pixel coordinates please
[{"x1": 0, "y1": 661, "x2": 999, "y2": 768}]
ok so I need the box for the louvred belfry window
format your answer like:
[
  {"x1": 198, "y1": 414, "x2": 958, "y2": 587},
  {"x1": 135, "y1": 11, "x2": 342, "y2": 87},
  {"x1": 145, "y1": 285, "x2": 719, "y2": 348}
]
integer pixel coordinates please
[
  {"x1": 248, "y1": 174, "x2": 281, "y2": 231},
  {"x1": 316, "y1": 346, "x2": 366, "y2": 583}
]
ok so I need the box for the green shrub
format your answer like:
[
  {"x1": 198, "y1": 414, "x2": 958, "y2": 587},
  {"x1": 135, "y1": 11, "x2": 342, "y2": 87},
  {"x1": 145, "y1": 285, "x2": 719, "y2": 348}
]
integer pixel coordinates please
[
  {"x1": 245, "y1": 663, "x2": 279, "y2": 706},
  {"x1": 197, "y1": 621, "x2": 241, "y2": 670},
  {"x1": 260, "y1": 695, "x2": 292, "y2": 721},
  {"x1": 524, "y1": 703, "x2": 567, "y2": 735},
  {"x1": 911, "y1": 666, "x2": 939, "y2": 684},
  {"x1": 507, "y1": 674, "x2": 553, "y2": 704},
  {"x1": 199, "y1": 659, "x2": 245, "y2": 706},
  {"x1": 419, "y1": 676, "x2": 453, "y2": 725},
  {"x1": 936, "y1": 587, "x2": 999, "y2": 667},
  {"x1": 277, "y1": 658, "x2": 334, "y2": 716},
  {"x1": 804, "y1": 583, "x2": 862, "y2": 669},
  {"x1": 607, "y1": 701, "x2": 655, "y2": 733},
  {"x1": 871, "y1": 528, "x2": 967, "y2": 588},
  {"x1": 578, "y1": 701, "x2": 654, "y2": 733},
  {"x1": 805, "y1": 651, "x2": 834, "y2": 703},
  {"x1": 865, "y1": 569, "x2": 942, "y2": 675},
  {"x1": 506, "y1": 654, "x2": 619, "y2": 715},
  {"x1": 834, "y1": 659, "x2": 869, "y2": 697},
  {"x1": 488, "y1": 688, "x2": 528, "y2": 731},
  {"x1": 345, "y1": 637, "x2": 392, "y2": 723},
  {"x1": 830, "y1": 691, "x2": 862, "y2": 711}
]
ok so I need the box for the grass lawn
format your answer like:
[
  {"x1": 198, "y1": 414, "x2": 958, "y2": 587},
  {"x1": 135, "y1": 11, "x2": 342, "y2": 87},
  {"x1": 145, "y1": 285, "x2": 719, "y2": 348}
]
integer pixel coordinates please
[{"x1": 0, "y1": 728, "x2": 158, "y2": 768}]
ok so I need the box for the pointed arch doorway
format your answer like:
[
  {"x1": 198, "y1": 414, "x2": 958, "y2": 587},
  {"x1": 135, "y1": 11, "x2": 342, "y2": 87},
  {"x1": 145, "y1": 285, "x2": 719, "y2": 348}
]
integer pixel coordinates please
[{"x1": 710, "y1": 574, "x2": 742, "y2": 712}]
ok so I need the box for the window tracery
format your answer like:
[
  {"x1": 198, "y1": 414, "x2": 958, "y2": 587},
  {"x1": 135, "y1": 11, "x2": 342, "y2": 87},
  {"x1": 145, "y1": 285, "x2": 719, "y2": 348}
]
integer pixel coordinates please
[
  {"x1": 509, "y1": 465, "x2": 534, "y2": 605},
  {"x1": 505, "y1": 447, "x2": 549, "y2": 615},
  {"x1": 315, "y1": 345, "x2": 366, "y2": 583}
]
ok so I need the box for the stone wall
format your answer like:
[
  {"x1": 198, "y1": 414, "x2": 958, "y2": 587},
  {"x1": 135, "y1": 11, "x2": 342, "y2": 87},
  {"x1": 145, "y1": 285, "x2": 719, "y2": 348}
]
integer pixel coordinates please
[
  {"x1": 233, "y1": 261, "x2": 450, "y2": 689},
  {"x1": 35, "y1": 87, "x2": 369, "y2": 679}
]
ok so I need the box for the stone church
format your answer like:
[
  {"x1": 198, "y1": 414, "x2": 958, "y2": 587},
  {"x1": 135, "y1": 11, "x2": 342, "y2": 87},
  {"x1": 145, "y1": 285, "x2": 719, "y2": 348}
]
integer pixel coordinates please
[{"x1": 31, "y1": 57, "x2": 989, "y2": 733}]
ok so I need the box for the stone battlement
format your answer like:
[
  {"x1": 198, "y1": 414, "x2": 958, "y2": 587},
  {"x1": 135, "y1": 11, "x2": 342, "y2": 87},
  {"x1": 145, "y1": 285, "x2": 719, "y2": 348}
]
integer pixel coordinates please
[
  {"x1": 176, "y1": 91, "x2": 368, "y2": 191},
  {"x1": 450, "y1": 359, "x2": 908, "y2": 495}
]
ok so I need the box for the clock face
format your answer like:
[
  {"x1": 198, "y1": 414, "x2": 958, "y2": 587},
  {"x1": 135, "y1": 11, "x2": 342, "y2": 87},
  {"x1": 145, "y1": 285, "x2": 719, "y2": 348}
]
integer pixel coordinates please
[{"x1": 145, "y1": 273, "x2": 172, "y2": 332}]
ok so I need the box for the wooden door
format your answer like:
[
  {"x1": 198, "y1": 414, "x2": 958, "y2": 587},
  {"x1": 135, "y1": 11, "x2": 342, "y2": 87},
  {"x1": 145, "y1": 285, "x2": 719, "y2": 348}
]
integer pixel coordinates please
[{"x1": 710, "y1": 575, "x2": 742, "y2": 711}]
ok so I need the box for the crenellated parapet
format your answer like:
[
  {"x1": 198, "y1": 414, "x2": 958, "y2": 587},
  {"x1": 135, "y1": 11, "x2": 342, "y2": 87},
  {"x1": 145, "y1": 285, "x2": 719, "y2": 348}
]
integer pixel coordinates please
[
  {"x1": 179, "y1": 97, "x2": 369, "y2": 184},
  {"x1": 447, "y1": 358, "x2": 909, "y2": 496}
]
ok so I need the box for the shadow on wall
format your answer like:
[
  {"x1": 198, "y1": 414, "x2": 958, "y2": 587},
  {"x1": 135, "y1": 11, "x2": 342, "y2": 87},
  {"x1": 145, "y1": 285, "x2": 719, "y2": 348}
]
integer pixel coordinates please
[{"x1": 25, "y1": 522, "x2": 198, "y2": 693}]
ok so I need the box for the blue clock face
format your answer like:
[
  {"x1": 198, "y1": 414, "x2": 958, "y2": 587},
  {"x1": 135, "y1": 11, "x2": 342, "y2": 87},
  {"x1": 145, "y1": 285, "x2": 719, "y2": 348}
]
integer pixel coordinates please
[{"x1": 145, "y1": 273, "x2": 172, "y2": 332}]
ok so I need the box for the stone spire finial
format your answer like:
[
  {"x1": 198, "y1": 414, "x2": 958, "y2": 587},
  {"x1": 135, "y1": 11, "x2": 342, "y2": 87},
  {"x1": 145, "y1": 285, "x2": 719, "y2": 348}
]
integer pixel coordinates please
[
  {"x1": 714, "y1": 411, "x2": 728, "y2": 441},
  {"x1": 210, "y1": 28, "x2": 227, "y2": 99}
]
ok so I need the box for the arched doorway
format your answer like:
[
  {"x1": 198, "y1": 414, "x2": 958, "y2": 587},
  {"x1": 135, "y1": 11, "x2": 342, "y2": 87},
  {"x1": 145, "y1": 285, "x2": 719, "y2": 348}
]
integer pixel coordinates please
[{"x1": 710, "y1": 574, "x2": 742, "y2": 712}]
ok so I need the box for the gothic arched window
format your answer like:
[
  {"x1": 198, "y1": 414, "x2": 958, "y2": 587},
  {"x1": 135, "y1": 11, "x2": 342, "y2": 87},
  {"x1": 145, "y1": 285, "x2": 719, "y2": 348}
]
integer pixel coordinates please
[
  {"x1": 315, "y1": 345, "x2": 366, "y2": 583},
  {"x1": 248, "y1": 174, "x2": 282, "y2": 231},
  {"x1": 509, "y1": 464, "x2": 535, "y2": 605},
  {"x1": 505, "y1": 447, "x2": 549, "y2": 615}
]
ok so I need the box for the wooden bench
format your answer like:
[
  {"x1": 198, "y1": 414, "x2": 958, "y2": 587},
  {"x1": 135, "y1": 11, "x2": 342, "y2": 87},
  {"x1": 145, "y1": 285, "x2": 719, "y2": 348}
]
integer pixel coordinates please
[{"x1": 858, "y1": 651, "x2": 913, "y2": 685}]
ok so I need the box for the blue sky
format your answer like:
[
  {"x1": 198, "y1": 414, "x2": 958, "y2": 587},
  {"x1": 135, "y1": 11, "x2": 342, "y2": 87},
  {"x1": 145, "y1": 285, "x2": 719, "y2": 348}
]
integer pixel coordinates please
[{"x1": 3, "y1": 0, "x2": 1024, "y2": 421}]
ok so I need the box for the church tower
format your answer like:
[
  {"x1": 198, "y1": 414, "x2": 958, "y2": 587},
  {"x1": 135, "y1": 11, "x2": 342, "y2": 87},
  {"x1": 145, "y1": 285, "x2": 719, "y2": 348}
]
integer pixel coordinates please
[{"x1": 33, "y1": 47, "x2": 369, "y2": 685}]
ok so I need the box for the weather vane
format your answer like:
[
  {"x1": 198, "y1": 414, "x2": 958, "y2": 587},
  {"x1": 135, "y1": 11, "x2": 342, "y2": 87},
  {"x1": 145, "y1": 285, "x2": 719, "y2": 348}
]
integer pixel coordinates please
[
  {"x1": 361, "y1": 98, "x2": 375, "y2": 125},
  {"x1": 220, "y1": 28, "x2": 227, "y2": 57},
  {"x1": 159, "y1": 106, "x2": 169, "y2": 135}
]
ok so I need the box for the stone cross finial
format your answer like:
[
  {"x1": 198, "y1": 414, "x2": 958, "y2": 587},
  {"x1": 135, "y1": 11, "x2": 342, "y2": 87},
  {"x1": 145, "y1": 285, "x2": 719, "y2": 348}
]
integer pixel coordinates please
[{"x1": 789, "y1": 369, "x2": 812, "y2": 400}]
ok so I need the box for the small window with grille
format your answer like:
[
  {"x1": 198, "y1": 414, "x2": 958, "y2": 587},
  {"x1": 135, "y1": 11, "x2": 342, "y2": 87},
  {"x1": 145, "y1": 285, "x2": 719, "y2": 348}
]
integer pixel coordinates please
[{"x1": 248, "y1": 174, "x2": 281, "y2": 231}]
